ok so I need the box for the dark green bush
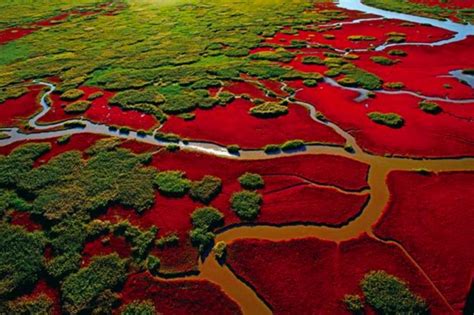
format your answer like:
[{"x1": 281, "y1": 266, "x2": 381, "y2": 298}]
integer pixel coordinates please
[
  {"x1": 281, "y1": 139, "x2": 306, "y2": 152},
  {"x1": 6, "y1": 294, "x2": 53, "y2": 314},
  {"x1": 263, "y1": 144, "x2": 281, "y2": 154},
  {"x1": 250, "y1": 102, "x2": 288, "y2": 118},
  {"x1": 301, "y1": 56, "x2": 324, "y2": 65},
  {"x1": 121, "y1": 300, "x2": 156, "y2": 315},
  {"x1": 343, "y1": 294, "x2": 364, "y2": 314},
  {"x1": 156, "y1": 232, "x2": 179, "y2": 248},
  {"x1": 191, "y1": 206, "x2": 224, "y2": 230},
  {"x1": 388, "y1": 49, "x2": 407, "y2": 56},
  {"x1": 303, "y1": 79, "x2": 318, "y2": 87},
  {"x1": 87, "y1": 91, "x2": 104, "y2": 101},
  {"x1": 190, "y1": 175, "x2": 222, "y2": 204},
  {"x1": 384, "y1": 82, "x2": 405, "y2": 89},
  {"x1": 238, "y1": 172, "x2": 264, "y2": 189},
  {"x1": 60, "y1": 89, "x2": 84, "y2": 101},
  {"x1": 419, "y1": 100, "x2": 442, "y2": 114},
  {"x1": 0, "y1": 224, "x2": 45, "y2": 298},
  {"x1": 61, "y1": 254, "x2": 127, "y2": 314},
  {"x1": 146, "y1": 255, "x2": 160, "y2": 274},
  {"x1": 361, "y1": 270, "x2": 428, "y2": 314},
  {"x1": 64, "y1": 100, "x2": 92, "y2": 114},
  {"x1": 370, "y1": 56, "x2": 398, "y2": 66},
  {"x1": 368, "y1": 112, "x2": 404, "y2": 128},
  {"x1": 154, "y1": 170, "x2": 191, "y2": 197},
  {"x1": 46, "y1": 252, "x2": 82, "y2": 279},
  {"x1": 227, "y1": 145, "x2": 241, "y2": 154},
  {"x1": 230, "y1": 190, "x2": 262, "y2": 221}
]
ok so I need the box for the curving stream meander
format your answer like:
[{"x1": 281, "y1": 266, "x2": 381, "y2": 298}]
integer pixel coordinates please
[{"x1": 1, "y1": 0, "x2": 474, "y2": 313}]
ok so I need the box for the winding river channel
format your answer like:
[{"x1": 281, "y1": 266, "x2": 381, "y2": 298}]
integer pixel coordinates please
[{"x1": 1, "y1": 0, "x2": 474, "y2": 313}]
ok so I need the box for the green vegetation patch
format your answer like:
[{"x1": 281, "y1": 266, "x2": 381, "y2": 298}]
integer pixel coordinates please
[
  {"x1": 302, "y1": 56, "x2": 325, "y2": 65},
  {"x1": 238, "y1": 172, "x2": 265, "y2": 190},
  {"x1": 64, "y1": 100, "x2": 92, "y2": 114},
  {"x1": 121, "y1": 300, "x2": 156, "y2": 315},
  {"x1": 230, "y1": 190, "x2": 262, "y2": 221},
  {"x1": 60, "y1": 89, "x2": 85, "y2": 101},
  {"x1": 370, "y1": 56, "x2": 398, "y2": 66},
  {"x1": 61, "y1": 254, "x2": 127, "y2": 314},
  {"x1": 190, "y1": 206, "x2": 224, "y2": 253},
  {"x1": 368, "y1": 112, "x2": 405, "y2": 128},
  {"x1": 419, "y1": 100, "x2": 442, "y2": 114},
  {"x1": 361, "y1": 270, "x2": 428, "y2": 314},
  {"x1": 0, "y1": 224, "x2": 45, "y2": 298},
  {"x1": 348, "y1": 35, "x2": 376, "y2": 41},
  {"x1": 189, "y1": 175, "x2": 222, "y2": 204},
  {"x1": 281, "y1": 139, "x2": 306, "y2": 152},
  {"x1": 250, "y1": 102, "x2": 288, "y2": 118},
  {"x1": 154, "y1": 170, "x2": 191, "y2": 197}
]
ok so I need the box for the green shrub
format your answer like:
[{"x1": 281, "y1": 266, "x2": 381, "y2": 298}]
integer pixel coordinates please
[
  {"x1": 64, "y1": 100, "x2": 92, "y2": 114},
  {"x1": 6, "y1": 294, "x2": 53, "y2": 314},
  {"x1": 0, "y1": 224, "x2": 45, "y2": 298},
  {"x1": 281, "y1": 139, "x2": 306, "y2": 152},
  {"x1": 109, "y1": 88, "x2": 164, "y2": 107},
  {"x1": 218, "y1": 92, "x2": 235, "y2": 105},
  {"x1": 154, "y1": 132, "x2": 181, "y2": 143},
  {"x1": 46, "y1": 252, "x2": 82, "y2": 279},
  {"x1": 230, "y1": 190, "x2": 262, "y2": 221},
  {"x1": 64, "y1": 121, "x2": 86, "y2": 129},
  {"x1": 224, "y1": 48, "x2": 250, "y2": 57},
  {"x1": 191, "y1": 206, "x2": 224, "y2": 230},
  {"x1": 338, "y1": 77, "x2": 358, "y2": 87},
  {"x1": 154, "y1": 171, "x2": 191, "y2": 197},
  {"x1": 87, "y1": 91, "x2": 104, "y2": 101},
  {"x1": 303, "y1": 79, "x2": 318, "y2": 87},
  {"x1": 146, "y1": 255, "x2": 160, "y2": 274},
  {"x1": 384, "y1": 82, "x2": 405, "y2": 89},
  {"x1": 343, "y1": 294, "x2": 364, "y2": 314},
  {"x1": 302, "y1": 56, "x2": 324, "y2": 65},
  {"x1": 250, "y1": 102, "x2": 288, "y2": 118},
  {"x1": 61, "y1": 254, "x2": 127, "y2": 314},
  {"x1": 249, "y1": 50, "x2": 295, "y2": 63},
  {"x1": 57, "y1": 134, "x2": 71, "y2": 145},
  {"x1": 121, "y1": 300, "x2": 156, "y2": 315},
  {"x1": 368, "y1": 112, "x2": 404, "y2": 128},
  {"x1": 113, "y1": 221, "x2": 157, "y2": 260},
  {"x1": 0, "y1": 132, "x2": 10, "y2": 140},
  {"x1": 227, "y1": 145, "x2": 240, "y2": 154},
  {"x1": 419, "y1": 100, "x2": 442, "y2": 114},
  {"x1": 323, "y1": 34, "x2": 335, "y2": 39},
  {"x1": 190, "y1": 175, "x2": 222, "y2": 204},
  {"x1": 213, "y1": 241, "x2": 227, "y2": 261},
  {"x1": 156, "y1": 233, "x2": 179, "y2": 248},
  {"x1": 388, "y1": 49, "x2": 407, "y2": 56},
  {"x1": 60, "y1": 89, "x2": 85, "y2": 101},
  {"x1": 190, "y1": 206, "x2": 224, "y2": 253},
  {"x1": 238, "y1": 172, "x2": 264, "y2": 189},
  {"x1": 348, "y1": 35, "x2": 376, "y2": 41},
  {"x1": 370, "y1": 56, "x2": 397, "y2": 65},
  {"x1": 263, "y1": 144, "x2": 281, "y2": 154},
  {"x1": 361, "y1": 270, "x2": 428, "y2": 314},
  {"x1": 340, "y1": 64, "x2": 382, "y2": 90}
]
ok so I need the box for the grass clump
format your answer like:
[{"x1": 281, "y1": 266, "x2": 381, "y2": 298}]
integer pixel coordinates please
[
  {"x1": 249, "y1": 50, "x2": 295, "y2": 63},
  {"x1": 227, "y1": 145, "x2": 240, "y2": 154},
  {"x1": 263, "y1": 144, "x2": 281, "y2": 154},
  {"x1": 61, "y1": 254, "x2": 127, "y2": 314},
  {"x1": 368, "y1": 112, "x2": 404, "y2": 128},
  {"x1": 230, "y1": 190, "x2": 262, "y2": 221},
  {"x1": 5, "y1": 294, "x2": 53, "y2": 314},
  {"x1": 64, "y1": 100, "x2": 92, "y2": 114},
  {"x1": 340, "y1": 64, "x2": 382, "y2": 90},
  {"x1": 338, "y1": 77, "x2": 358, "y2": 87},
  {"x1": 302, "y1": 56, "x2": 324, "y2": 65},
  {"x1": 190, "y1": 175, "x2": 222, "y2": 204},
  {"x1": 343, "y1": 294, "x2": 364, "y2": 314},
  {"x1": 361, "y1": 270, "x2": 428, "y2": 314},
  {"x1": 348, "y1": 35, "x2": 376, "y2": 41},
  {"x1": 388, "y1": 49, "x2": 407, "y2": 56},
  {"x1": 370, "y1": 56, "x2": 398, "y2": 66},
  {"x1": 250, "y1": 102, "x2": 288, "y2": 118},
  {"x1": 303, "y1": 79, "x2": 318, "y2": 87},
  {"x1": 0, "y1": 224, "x2": 45, "y2": 298},
  {"x1": 213, "y1": 241, "x2": 227, "y2": 261},
  {"x1": 384, "y1": 82, "x2": 405, "y2": 90},
  {"x1": 419, "y1": 100, "x2": 442, "y2": 114},
  {"x1": 190, "y1": 206, "x2": 224, "y2": 253},
  {"x1": 238, "y1": 172, "x2": 264, "y2": 190},
  {"x1": 87, "y1": 91, "x2": 104, "y2": 101},
  {"x1": 121, "y1": 300, "x2": 155, "y2": 315},
  {"x1": 281, "y1": 139, "x2": 306, "y2": 152},
  {"x1": 154, "y1": 170, "x2": 191, "y2": 197},
  {"x1": 60, "y1": 89, "x2": 85, "y2": 101},
  {"x1": 156, "y1": 233, "x2": 179, "y2": 248}
]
